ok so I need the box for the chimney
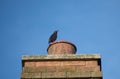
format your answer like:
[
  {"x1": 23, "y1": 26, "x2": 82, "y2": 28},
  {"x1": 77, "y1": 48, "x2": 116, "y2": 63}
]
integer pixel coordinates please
[{"x1": 20, "y1": 40, "x2": 103, "y2": 79}]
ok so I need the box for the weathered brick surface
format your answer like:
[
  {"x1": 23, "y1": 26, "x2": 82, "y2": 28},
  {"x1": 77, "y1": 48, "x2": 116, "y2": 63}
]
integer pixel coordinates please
[
  {"x1": 67, "y1": 71, "x2": 91, "y2": 78},
  {"x1": 23, "y1": 67, "x2": 46, "y2": 73},
  {"x1": 56, "y1": 66, "x2": 76, "y2": 72},
  {"x1": 24, "y1": 60, "x2": 98, "y2": 67},
  {"x1": 67, "y1": 71, "x2": 102, "y2": 78},
  {"x1": 91, "y1": 71, "x2": 103, "y2": 77},
  {"x1": 63, "y1": 61, "x2": 85, "y2": 66},
  {"x1": 46, "y1": 66, "x2": 57, "y2": 72},
  {"x1": 36, "y1": 61, "x2": 60, "y2": 66},
  {"x1": 42, "y1": 72, "x2": 66, "y2": 78},
  {"x1": 24, "y1": 60, "x2": 86, "y2": 67},
  {"x1": 21, "y1": 54, "x2": 102, "y2": 79},
  {"x1": 76, "y1": 66, "x2": 100, "y2": 72},
  {"x1": 23, "y1": 66, "x2": 100, "y2": 73},
  {"x1": 21, "y1": 71, "x2": 102, "y2": 79},
  {"x1": 22, "y1": 54, "x2": 101, "y2": 60},
  {"x1": 21, "y1": 72, "x2": 42, "y2": 78},
  {"x1": 86, "y1": 60, "x2": 98, "y2": 67},
  {"x1": 24, "y1": 61, "x2": 35, "y2": 67}
]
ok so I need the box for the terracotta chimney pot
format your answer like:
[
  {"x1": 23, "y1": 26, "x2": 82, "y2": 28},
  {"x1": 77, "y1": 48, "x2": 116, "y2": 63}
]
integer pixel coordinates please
[{"x1": 47, "y1": 40, "x2": 77, "y2": 55}]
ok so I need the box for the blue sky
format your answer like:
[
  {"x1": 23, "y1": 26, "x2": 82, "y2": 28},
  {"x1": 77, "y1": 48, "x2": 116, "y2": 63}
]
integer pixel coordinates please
[{"x1": 0, "y1": 0, "x2": 120, "y2": 79}]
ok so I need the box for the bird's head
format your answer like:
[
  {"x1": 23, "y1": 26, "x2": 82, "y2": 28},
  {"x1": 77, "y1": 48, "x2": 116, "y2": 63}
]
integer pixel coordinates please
[{"x1": 54, "y1": 30, "x2": 58, "y2": 33}]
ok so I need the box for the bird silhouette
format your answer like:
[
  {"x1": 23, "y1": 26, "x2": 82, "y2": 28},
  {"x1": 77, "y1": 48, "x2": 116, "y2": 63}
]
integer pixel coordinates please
[{"x1": 48, "y1": 30, "x2": 58, "y2": 44}]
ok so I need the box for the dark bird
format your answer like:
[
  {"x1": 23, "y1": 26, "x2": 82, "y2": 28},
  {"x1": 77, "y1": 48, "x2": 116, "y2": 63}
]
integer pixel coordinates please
[{"x1": 48, "y1": 30, "x2": 58, "y2": 44}]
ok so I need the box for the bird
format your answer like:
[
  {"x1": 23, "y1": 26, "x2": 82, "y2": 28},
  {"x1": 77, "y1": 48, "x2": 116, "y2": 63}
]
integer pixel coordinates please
[{"x1": 48, "y1": 30, "x2": 58, "y2": 44}]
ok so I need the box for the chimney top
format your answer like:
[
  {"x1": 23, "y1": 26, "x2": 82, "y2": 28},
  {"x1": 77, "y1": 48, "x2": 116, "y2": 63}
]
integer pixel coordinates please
[{"x1": 47, "y1": 40, "x2": 77, "y2": 55}]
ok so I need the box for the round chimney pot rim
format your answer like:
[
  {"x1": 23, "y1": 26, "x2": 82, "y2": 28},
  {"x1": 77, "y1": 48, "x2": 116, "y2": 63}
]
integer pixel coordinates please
[{"x1": 47, "y1": 40, "x2": 77, "y2": 53}]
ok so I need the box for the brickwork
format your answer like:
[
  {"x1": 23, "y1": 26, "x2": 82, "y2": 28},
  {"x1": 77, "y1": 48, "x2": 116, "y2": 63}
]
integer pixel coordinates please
[
  {"x1": 23, "y1": 60, "x2": 99, "y2": 68},
  {"x1": 23, "y1": 66, "x2": 100, "y2": 73},
  {"x1": 20, "y1": 41, "x2": 102, "y2": 79},
  {"x1": 21, "y1": 54, "x2": 102, "y2": 79},
  {"x1": 24, "y1": 60, "x2": 86, "y2": 67}
]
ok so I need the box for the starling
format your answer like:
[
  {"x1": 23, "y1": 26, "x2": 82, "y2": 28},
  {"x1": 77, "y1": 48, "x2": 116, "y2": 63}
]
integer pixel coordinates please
[{"x1": 48, "y1": 30, "x2": 58, "y2": 44}]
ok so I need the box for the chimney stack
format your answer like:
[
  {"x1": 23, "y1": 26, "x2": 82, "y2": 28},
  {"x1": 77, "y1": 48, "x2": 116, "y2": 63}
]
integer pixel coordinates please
[{"x1": 20, "y1": 40, "x2": 103, "y2": 79}]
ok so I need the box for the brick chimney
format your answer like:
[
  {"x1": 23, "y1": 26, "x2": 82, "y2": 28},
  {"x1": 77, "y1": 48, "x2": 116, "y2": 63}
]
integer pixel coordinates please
[{"x1": 20, "y1": 41, "x2": 103, "y2": 79}]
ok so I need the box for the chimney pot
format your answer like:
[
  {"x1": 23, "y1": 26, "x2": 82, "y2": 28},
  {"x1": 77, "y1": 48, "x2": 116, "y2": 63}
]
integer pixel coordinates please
[{"x1": 47, "y1": 40, "x2": 77, "y2": 55}]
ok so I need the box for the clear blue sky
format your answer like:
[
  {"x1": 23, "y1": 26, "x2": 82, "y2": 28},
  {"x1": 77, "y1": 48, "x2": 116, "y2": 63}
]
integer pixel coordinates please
[{"x1": 0, "y1": 0, "x2": 120, "y2": 79}]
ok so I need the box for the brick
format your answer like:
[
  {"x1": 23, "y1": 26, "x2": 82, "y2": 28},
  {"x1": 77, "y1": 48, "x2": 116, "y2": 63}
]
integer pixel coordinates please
[
  {"x1": 63, "y1": 61, "x2": 85, "y2": 66},
  {"x1": 76, "y1": 66, "x2": 100, "y2": 72},
  {"x1": 46, "y1": 66, "x2": 57, "y2": 72},
  {"x1": 23, "y1": 66, "x2": 77, "y2": 73},
  {"x1": 24, "y1": 61, "x2": 36, "y2": 67},
  {"x1": 36, "y1": 61, "x2": 60, "y2": 66},
  {"x1": 35, "y1": 60, "x2": 85, "y2": 67},
  {"x1": 21, "y1": 72, "x2": 42, "y2": 78},
  {"x1": 23, "y1": 67, "x2": 47, "y2": 73},
  {"x1": 56, "y1": 66, "x2": 76, "y2": 72},
  {"x1": 91, "y1": 71, "x2": 102, "y2": 77},
  {"x1": 86, "y1": 60, "x2": 98, "y2": 67},
  {"x1": 21, "y1": 73, "x2": 30, "y2": 78},
  {"x1": 42, "y1": 72, "x2": 66, "y2": 78},
  {"x1": 63, "y1": 66, "x2": 76, "y2": 72},
  {"x1": 21, "y1": 72, "x2": 102, "y2": 79},
  {"x1": 67, "y1": 71, "x2": 91, "y2": 78}
]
